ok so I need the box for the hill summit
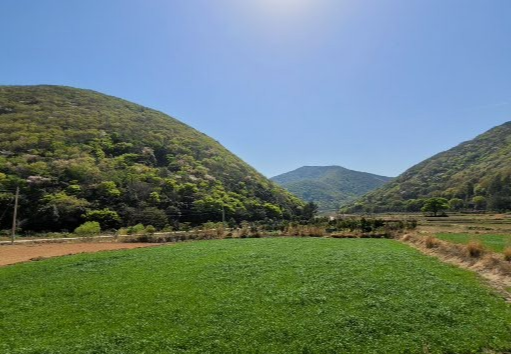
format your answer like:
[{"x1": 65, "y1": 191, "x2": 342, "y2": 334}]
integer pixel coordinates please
[
  {"x1": 271, "y1": 166, "x2": 392, "y2": 211},
  {"x1": 343, "y1": 121, "x2": 511, "y2": 213},
  {"x1": 0, "y1": 85, "x2": 305, "y2": 232}
]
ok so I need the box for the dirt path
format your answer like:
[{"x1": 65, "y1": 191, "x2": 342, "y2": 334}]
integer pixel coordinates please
[{"x1": 0, "y1": 243, "x2": 161, "y2": 267}]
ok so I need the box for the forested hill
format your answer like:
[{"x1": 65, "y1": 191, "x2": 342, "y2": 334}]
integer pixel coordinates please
[
  {"x1": 342, "y1": 121, "x2": 511, "y2": 213},
  {"x1": 271, "y1": 166, "x2": 392, "y2": 212},
  {"x1": 0, "y1": 85, "x2": 305, "y2": 233}
]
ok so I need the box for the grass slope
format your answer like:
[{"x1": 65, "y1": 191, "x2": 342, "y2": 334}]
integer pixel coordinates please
[
  {"x1": 271, "y1": 166, "x2": 392, "y2": 211},
  {"x1": 1, "y1": 238, "x2": 510, "y2": 354},
  {"x1": 436, "y1": 233, "x2": 511, "y2": 253}
]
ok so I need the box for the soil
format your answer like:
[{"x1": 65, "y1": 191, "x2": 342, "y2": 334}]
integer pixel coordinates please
[{"x1": 0, "y1": 242, "x2": 161, "y2": 267}]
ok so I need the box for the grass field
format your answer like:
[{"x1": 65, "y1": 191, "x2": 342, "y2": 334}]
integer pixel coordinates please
[
  {"x1": 1, "y1": 238, "x2": 511, "y2": 354},
  {"x1": 435, "y1": 233, "x2": 511, "y2": 253}
]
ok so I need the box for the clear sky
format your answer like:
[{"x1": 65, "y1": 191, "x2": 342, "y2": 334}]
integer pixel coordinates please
[{"x1": 1, "y1": 0, "x2": 510, "y2": 178}]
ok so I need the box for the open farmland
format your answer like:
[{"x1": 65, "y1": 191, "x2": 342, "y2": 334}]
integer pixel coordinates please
[
  {"x1": 1, "y1": 238, "x2": 510, "y2": 354},
  {"x1": 435, "y1": 233, "x2": 511, "y2": 254},
  {"x1": 419, "y1": 214, "x2": 511, "y2": 234}
]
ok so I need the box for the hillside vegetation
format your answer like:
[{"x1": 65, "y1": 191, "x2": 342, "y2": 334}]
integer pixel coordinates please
[
  {"x1": 0, "y1": 86, "x2": 305, "y2": 233},
  {"x1": 272, "y1": 166, "x2": 392, "y2": 211},
  {"x1": 344, "y1": 121, "x2": 511, "y2": 213}
]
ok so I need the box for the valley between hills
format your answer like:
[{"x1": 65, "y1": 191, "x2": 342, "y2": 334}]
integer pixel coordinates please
[{"x1": 1, "y1": 85, "x2": 511, "y2": 354}]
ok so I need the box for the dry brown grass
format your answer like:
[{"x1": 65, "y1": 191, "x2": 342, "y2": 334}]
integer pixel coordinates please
[
  {"x1": 401, "y1": 234, "x2": 412, "y2": 242},
  {"x1": 504, "y1": 247, "x2": 511, "y2": 262},
  {"x1": 466, "y1": 240, "x2": 485, "y2": 258},
  {"x1": 399, "y1": 233, "x2": 511, "y2": 302},
  {"x1": 283, "y1": 225, "x2": 325, "y2": 237},
  {"x1": 424, "y1": 236, "x2": 440, "y2": 248}
]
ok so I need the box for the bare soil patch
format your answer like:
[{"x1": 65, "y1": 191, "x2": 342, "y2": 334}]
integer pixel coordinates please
[{"x1": 0, "y1": 242, "x2": 160, "y2": 267}]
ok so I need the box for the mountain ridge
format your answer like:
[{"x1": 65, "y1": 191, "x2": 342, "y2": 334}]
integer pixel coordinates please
[
  {"x1": 343, "y1": 121, "x2": 511, "y2": 213},
  {"x1": 271, "y1": 165, "x2": 393, "y2": 211}
]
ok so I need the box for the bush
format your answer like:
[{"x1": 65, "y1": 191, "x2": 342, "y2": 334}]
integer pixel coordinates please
[
  {"x1": 425, "y1": 236, "x2": 440, "y2": 249},
  {"x1": 504, "y1": 247, "x2": 511, "y2": 262},
  {"x1": 83, "y1": 209, "x2": 121, "y2": 230},
  {"x1": 74, "y1": 221, "x2": 101, "y2": 236},
  {"x1": 467, "y1": 241, "x2": 485, "y2": 258},
  {"x1": 128, "y1": 224, "x2": 145, "y2": 235},
  {"x1": 145, "y1": 225, "x2": 157, "y2": 234}
]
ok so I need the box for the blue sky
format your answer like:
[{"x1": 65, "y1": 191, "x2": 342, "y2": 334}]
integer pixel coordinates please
[{"x1": 1, "y1": 0, "x2": 510, "y2": 178}]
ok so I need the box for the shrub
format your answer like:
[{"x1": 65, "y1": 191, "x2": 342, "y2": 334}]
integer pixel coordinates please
[
  {"x1": 504, "y1": 247, "x2": 511, "y2": 262},
  {"x1": 161, "y1": 225, "x2": 173, "y2": 232},
  {"x1": 238, "y1": 222, "x2": 250, "y2": 238},
  {"x1": 145, "y1": 225, "x2": 157, "y2": 234},
  {"x1": 466, "y1": 241, "x2": 485, "y2": 258},
  {"x1": 83, "y1": 209, "x2": 121, "y2": 230},
  {"x1": 74, "y1": 221, "x2": 101, "y2": 236},
  {"x1": 216, "y1": 224, "x2": 226, "y2": 239},
  {"x1": 306, "y1": 226, "x2": 325, "y2": 237},
  {"x1": 128, "y1": 224, "x2": 145, "y2": 235},
  {"x1": 425, "y1": 236, "x2": 440, "y2": 249}
]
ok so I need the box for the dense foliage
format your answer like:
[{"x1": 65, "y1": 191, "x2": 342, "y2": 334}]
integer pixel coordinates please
[
  {"x1": 1, "y1": 238, "x2": 510, "y2": 353},
  {"x1": 271, "y1": 166, "x2": 392, "y2": 212},
  {"x1": 0, "y1": 86, "x2": 305, "y2": 233},
  {"x1": 343, "y1": 122, "x2": 511, "y2": 213}
]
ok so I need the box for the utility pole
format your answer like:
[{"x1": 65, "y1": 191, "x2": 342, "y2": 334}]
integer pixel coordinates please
[
  {"x1": 221, "y1": 204, "x2": 226, "y2": 227},
  {"x1": 11, "y1": 186, "x2": 19, "y2": 245}
]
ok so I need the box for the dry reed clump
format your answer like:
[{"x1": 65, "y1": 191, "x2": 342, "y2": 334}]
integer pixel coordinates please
[
  {"x1": 401, "y1": 233, "x2": 511, "y2": 285},
  {"x1": 401, "y1": 234, "x2": 412, "y2": 242},
  {"x1": 306, "y1": 226, "x2": 326, "y2": 237},
  {"x1": 466, "y1": 241, "x2": 485, "y2": 258},
  {"x1": 283, "y1": 225, "x2": 325, "y2": 237},
  {"x1": 504, "y1": 247, "x2": 511, "y2": 262},
  {"x1": 425, "y1": 236, "x2": 440, "y2": 249}
]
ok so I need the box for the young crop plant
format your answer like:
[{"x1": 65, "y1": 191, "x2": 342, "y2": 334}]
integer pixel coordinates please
[{"x1": 1, "y1": 238, "x2": 510, "y2": 353}]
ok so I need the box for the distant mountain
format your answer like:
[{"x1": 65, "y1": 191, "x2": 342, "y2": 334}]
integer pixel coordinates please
[
  {"x1": 271, "y1": 166, "x2": 393, "y2": 211},
  {"x1": 343, "y1": 121, "x2": 511, "y2": 213},
  {"x1": 0, "y1": 85, "x2": 305, "y2": 233}
]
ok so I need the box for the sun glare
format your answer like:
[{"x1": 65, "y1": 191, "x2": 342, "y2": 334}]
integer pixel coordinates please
[
  {"x1": 257, "y1": 0, "x2": 315, "y2": 16},
  {"x1": 248, "y1": 0, "x2": 319, "y2": 22}
]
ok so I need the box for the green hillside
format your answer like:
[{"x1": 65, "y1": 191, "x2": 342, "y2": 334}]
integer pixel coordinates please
[
  {"x1": 0, "y1": 86, "x2": 305, "y2": 233},
  {"x1": 271, "y1": 166, "x2": 392, "y2": 211},
  {"x1": 343, "y1": 121, "x2": 511, "y2": 213}
]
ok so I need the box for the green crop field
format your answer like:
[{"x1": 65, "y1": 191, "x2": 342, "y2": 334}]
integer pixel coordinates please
[
  {"x1": 436, "y1": 233, "x2": 511, "y2": 253},
  {"x1": 1, "y1": 238, "x2": 510, "y2": 354}
]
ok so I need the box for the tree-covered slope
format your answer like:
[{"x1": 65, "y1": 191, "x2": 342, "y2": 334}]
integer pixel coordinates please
[
  {"x1": 344, "y1": 121, "x2": 511, "y2": 213},
  {"x1": 0, "y1": 85, "x2": 305, "y2": 232},
  {"x1": 271, "y1": 166, "x2": 392, "y2": 211}
]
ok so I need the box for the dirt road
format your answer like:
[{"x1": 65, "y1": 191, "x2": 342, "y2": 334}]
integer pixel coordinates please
[{"x1": 0, "y1": 242, "x2": 160, "y2": 267}]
